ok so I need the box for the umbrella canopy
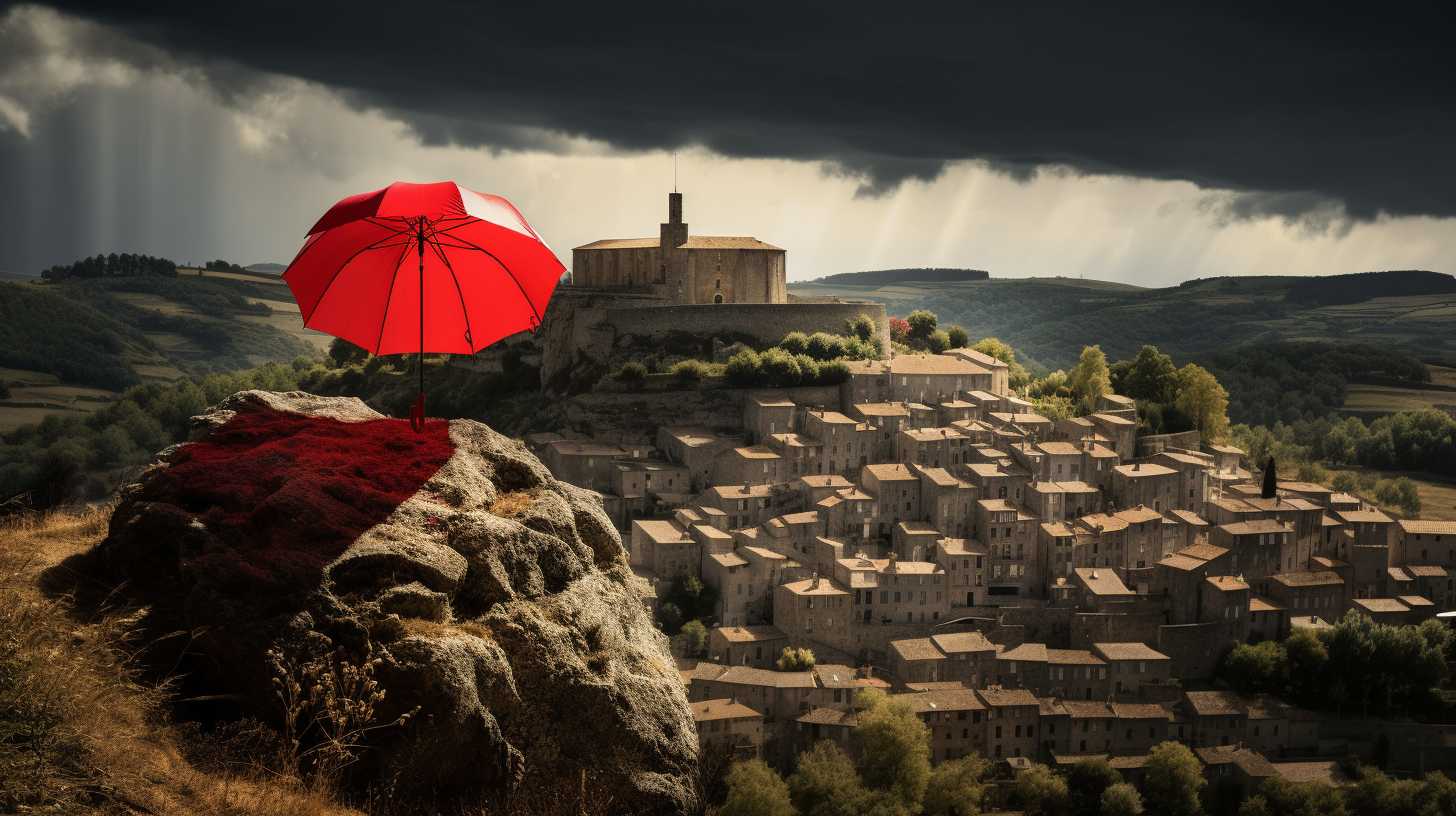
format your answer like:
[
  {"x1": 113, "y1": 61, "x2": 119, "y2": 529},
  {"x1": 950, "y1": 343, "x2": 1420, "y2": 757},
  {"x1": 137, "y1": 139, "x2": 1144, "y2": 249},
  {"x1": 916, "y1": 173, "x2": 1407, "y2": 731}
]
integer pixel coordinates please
[
  {"x1": 283, "y1": 181, "x2": 564, "y2": 428},
  {"x1": 285, "y1": 181, "x2": 563, "y2": 355}
]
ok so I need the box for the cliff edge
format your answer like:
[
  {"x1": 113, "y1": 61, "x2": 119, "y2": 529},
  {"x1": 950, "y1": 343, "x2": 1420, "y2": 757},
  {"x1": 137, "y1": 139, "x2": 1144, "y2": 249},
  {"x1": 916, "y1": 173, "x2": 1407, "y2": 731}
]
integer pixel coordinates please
[{"x1": 94, "y1": 390, "x2": 698, "y2": 813}]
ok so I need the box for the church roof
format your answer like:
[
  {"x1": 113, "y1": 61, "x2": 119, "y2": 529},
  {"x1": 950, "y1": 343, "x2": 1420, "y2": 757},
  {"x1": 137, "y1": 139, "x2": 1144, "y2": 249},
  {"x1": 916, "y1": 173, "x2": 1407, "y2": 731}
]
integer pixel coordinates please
[{"x1": 574, "y1": 236, "x2": 783, "y2": 251}]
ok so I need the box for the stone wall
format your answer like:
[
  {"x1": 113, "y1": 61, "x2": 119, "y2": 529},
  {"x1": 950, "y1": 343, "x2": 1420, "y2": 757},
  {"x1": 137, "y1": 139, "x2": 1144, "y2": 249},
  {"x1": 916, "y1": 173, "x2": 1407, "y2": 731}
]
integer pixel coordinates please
[
  {"x1": 1156, "y1": 621, "x2": 1228, "y2": 680},
  {"x1": 605, "y1": 302, "x2": 889, "y2": 358}
]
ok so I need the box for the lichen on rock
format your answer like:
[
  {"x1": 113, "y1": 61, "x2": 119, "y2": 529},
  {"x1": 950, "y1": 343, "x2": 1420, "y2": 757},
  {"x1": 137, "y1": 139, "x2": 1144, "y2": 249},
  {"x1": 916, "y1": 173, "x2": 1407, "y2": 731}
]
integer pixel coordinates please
[{"x1": 95, "y1": 390, "x2": 698, "y2": 813}]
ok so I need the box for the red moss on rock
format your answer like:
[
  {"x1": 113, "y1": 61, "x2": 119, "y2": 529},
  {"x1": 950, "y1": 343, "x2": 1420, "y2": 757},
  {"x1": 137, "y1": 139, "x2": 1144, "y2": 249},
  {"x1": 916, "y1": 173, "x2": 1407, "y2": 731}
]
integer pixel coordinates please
[{"x1": 151, "y1": 411, "x2": 453, "y2": 596}]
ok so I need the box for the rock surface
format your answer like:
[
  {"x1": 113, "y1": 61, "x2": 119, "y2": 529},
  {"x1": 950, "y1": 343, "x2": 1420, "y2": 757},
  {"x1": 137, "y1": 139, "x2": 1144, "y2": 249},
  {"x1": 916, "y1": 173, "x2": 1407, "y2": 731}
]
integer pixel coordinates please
[{"x1": 96, "y1": 390, "x2": 698, "y2": 813}]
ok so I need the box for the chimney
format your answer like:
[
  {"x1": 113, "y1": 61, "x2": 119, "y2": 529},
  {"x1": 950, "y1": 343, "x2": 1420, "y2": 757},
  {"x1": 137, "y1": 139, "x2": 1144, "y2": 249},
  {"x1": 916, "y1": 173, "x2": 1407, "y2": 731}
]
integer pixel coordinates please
[
  {"x1": 1133, "y1": 461, "x2": 1140, "y2": 471},
  {"x1": 887, "y1": 551, "x2": 898, "y2": 572}
]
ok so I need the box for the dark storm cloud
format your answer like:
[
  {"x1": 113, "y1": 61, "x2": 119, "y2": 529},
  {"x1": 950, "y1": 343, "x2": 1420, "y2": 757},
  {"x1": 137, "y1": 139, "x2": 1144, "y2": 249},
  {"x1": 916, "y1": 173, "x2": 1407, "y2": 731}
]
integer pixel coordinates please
[{"x1": 21, "y1": 1, "x2": 1456, "y2": 220}]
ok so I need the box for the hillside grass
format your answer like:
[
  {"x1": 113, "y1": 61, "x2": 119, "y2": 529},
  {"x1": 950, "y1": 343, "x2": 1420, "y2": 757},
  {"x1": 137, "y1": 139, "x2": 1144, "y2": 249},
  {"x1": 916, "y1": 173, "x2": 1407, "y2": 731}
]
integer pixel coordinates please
[
  {"x1": 0, "y1": 507, "x2": 363, "y2": 816},
  {"x1": 1326, "y1": 467, "x2": 1456, "y2": 521}
]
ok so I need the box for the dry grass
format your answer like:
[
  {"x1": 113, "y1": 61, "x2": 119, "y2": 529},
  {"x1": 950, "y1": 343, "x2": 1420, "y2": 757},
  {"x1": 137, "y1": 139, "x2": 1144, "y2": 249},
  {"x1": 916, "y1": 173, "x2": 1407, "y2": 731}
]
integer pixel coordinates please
[
  {"x1": 0, "y1": 507, "x2": 361, "y2": 816},
  {"x1": 489, "y1": 490, "x2": 537, "y2": 518}
]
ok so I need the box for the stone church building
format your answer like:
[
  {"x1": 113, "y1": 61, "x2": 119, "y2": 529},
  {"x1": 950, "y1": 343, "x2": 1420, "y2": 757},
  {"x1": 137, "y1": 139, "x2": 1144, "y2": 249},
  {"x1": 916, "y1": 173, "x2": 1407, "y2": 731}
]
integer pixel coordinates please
[{"x1": 571, "y1": 192, "x2": 788, "y2": 305}]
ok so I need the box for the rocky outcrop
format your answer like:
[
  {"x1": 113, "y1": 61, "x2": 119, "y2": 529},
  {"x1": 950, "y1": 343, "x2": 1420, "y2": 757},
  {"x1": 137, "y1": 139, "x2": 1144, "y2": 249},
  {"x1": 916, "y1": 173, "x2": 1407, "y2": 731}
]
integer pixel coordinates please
[{"x1": 96, "y1": 390, "x2": 697, "y2": 813}]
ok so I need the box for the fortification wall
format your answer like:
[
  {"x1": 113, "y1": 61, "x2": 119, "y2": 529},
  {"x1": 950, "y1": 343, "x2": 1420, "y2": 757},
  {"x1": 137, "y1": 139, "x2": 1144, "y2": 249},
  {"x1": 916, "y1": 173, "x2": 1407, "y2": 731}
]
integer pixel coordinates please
[{"x1": 605, "y1": 302, "x2": 889, "y2": 357}]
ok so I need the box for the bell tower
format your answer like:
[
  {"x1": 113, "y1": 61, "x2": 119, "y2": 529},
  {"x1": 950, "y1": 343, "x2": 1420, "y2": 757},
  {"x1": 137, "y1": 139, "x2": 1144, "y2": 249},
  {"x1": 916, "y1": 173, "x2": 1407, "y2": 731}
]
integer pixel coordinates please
[{"x1": 660, "y1": 192, "x2": 688, "y2": 248}]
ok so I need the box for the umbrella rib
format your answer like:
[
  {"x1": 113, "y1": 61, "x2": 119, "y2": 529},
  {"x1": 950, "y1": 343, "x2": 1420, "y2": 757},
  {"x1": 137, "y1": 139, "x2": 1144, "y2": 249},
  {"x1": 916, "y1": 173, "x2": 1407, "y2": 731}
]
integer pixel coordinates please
[
  {"x1": 427, "y1": 231, "x2": 545, "y2": 328},
  {"x1": 373, "y1": 239, "x2": 416, "y2": 355},
  {"x1": 425, "y1": 234, "x2": 477, "y2": 352},
  {"x1": 301, "y1": 225, "x2": 411, "y2": 324}
]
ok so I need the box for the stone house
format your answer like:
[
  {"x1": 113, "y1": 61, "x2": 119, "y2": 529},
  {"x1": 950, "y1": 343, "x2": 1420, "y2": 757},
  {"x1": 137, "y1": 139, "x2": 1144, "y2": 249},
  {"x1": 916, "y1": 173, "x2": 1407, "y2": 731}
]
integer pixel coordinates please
[
  {"x1": 692, "y1": 698, "x2": 765, "y2": 760},
  {"x1": 916, "y1": 465, "x2": 977, "y2": 539},
  {"x1": 889, "y1": 637, "x2": 947, "y2": 684},
  {"x1": 630, "y1": 518, "x2": 699, "y2": 580},
  {"x1": 708, "y1": 625, "x2": 789, "y2": 667},
  {"x1": 1181, "y1": 690, "x2": 1245, "y2": 747},
  {"x1": 944, "y1": 347, "x2": 1011, "y2": 395},
  {"x1": 980, "y1": 498, "x2": 1038, "y2": 599},
  {"x1": 893, "y1": 520, "x2": 942, "y2": 561},
  {"x1": 1092, "y1": 642, "x2": 1173, "y2": 699},
  {"x1": 766, "y1": 433, "x2": 823, "y2": 479},
  {"x1": 745, "y1": 393, "x2": 797, "y2": 443},
  {"x1": 802, "y1": 409, "x2": 872, "y2": 476},
  {"x1": 863, "y1": 463, "x2": 922, "y2": 539},
  {"x1": 979, "y1": 688, "x2": 1041, "y2": 759},
  {"x1": 773, "y1": 575, "x2": 854, "y2": 653},
  {"x1": 932, "y1": 631, "x2": 999, "y2": 687},
  {"x1": 657, "y1": 426, "x2": 737, "y2": 491},
  {"x1": 1396, "y1": 519, "x2": 1456, "y2": 567},
  {"x1": 1089, "y1": 412, "x2": 1138, "y2": 460},
  {"x1": 704, "y1": 551, "x2": 754, "y2": 625},
  {"x1": 904, "y1": 688, "x2": 989, "y2": 763},
  {"x1": 713, "y1": 445, "x2": 785, "y2": 487},
  {"x1": 701, "y1": 483, "x2": 780, "y2": 530},
  {"x1": 1212, "y1": 519, "x2": 1297, "y2": 595},
  {"x1": 897, "y1": 426, "x2": 974, "y2": 469},
  {"x1": 1153, "y1": 450, "x2": 1213, "y2": 511},
  {"x1": 1266, "y1": 571, "x2": 1344, "y2": 623},
  {"x1": 1045, "y1": 649, "x2": 1111, "y2": 701},
  {"x1": 1110, "y1": 462, "x2": 1180, "y2": 514},
  {"x1": 934, "y1": 537, "x2": 989, "y2": 608},
  {"x1": 540, "y1": 439, "x2": 628, "y2": 492},
  {"x1": 851, "y1": 401, "x2": 912, "y2": 461}
]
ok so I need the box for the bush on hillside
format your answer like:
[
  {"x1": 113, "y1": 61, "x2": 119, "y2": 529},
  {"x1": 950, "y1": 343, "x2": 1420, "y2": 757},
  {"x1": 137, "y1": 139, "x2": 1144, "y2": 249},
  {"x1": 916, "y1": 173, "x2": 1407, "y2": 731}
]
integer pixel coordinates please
[
  {"x1": 614, "y1": 362, "x2": 648, "y2": 387},
  {"x1": 725, "y1": 349, "x2": 763, "y2": 388},
  {"x1": 671, "y1": 359, "x2": 710, "y2": 383}
]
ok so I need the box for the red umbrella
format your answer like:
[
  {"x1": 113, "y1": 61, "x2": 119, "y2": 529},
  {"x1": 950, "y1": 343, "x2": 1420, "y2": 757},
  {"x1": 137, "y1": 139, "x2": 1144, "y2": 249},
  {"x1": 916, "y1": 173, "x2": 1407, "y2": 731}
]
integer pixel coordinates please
[{"x1": 283, "y1": 181, "x2": 564, "y2": 430}]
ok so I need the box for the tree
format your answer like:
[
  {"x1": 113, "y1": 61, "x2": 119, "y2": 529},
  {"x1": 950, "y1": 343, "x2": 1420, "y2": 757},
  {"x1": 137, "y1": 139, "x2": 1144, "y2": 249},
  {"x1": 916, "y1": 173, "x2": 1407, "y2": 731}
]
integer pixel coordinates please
[
  {"x1": 1175, "y1": 363, "x2": 1230, "y2": 441},
  {"x1": 789, "y1": 741, "x2": 867, "y2": 816},
  {"x1": 923, "y1": 754, "x2": 989, "y2": 816},
  {"x1": 927, "y1": 329, "x2": 951, "y2": 354},
  {"x1": 328, "y1": 337, "x2": 370, "y2": 368},
  {"x1": 846, "y1": 314, "x2": 877, "y2": 342},
  {"x1": 760, "y1": 348, "x2": 805, "y2": 388},
  {"x1": 1014, "y1": 764, "x2": 1070, "y2": 816},
  {"x1": 946, "y1": 325, "x2": 969, "y2": 349},
  {"x1": 1119, "y1": 345, "x2": 1178, "y2": 403},
  {"x1": 1221, "y1": 640, "x2": 1286, "y2": 696},
  {"x1": 781, "y1": 331, "x2": 810, "y2": 355},
  {"x1": 1068, "y1": 345, "x2": 1112, "y2": 411},
  {"x1": 1068, "y1": 758, "x2": 1121, "y2": 816},
  {"x1": 1261, "y1": 456, "x2": 1278, "y2": 499},
  {"x1": 906, "y1": 310, "x2": 938, "y2": 347},
  {"x1": 777, "y1": 646, "x2": 816, "y2": 671},
  {"x1": 889, "y1": 317, "x2": 910, "y2": 345},
  {"x1": 1283, "y1": 628, "x2": 1329, "y2": 706},
  {"x1": 721, "y1": 759, "x2": 796, "y2": 816},
  {"x1": 1100, "y1": 783, "x2": 1143, "y2": 816},
  {"x1": 972, "y1": 337, "x2": 1032, "y2": 391},
  {"x1": 1143, "y1": 742, "x2": 1205, "y2": 816},
  {"x1": 854, "y1": 693, "x2": 931, "y2": 808},
  {"x1": 1243, "y1": 776, "x2": 1345, "y2": 816},
  {"x1": 676, "y1": 619, "x2": 708, "y2": 657}
]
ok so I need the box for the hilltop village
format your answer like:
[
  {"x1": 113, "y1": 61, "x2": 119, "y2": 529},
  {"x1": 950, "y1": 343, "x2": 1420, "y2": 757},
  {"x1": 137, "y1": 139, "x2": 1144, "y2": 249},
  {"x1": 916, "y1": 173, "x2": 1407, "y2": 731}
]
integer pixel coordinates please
[{"x1": 529, "y1": 194, "x2": 1456, "y2": 786}]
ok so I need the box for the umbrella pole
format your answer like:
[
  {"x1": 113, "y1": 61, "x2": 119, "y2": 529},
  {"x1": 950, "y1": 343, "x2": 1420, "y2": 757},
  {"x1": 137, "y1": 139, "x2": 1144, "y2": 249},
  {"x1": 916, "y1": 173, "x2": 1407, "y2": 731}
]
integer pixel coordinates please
[{"x1": 411, "y1": 218, "x2": 427, "y2": 432}]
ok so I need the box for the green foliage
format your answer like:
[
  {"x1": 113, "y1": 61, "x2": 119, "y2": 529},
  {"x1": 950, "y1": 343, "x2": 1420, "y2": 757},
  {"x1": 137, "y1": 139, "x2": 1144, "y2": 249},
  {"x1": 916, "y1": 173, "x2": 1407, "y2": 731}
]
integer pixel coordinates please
[
  {"x1": 1068, "y1": 345, "x2": 1112, "y2": 411},
  {"x1": 721, "y1": 759, "x2": 796, "y2": 816},
  {"x1": 656, "y1": 602, "x2": 684, "y2": 634},
  {"x1": 926, "y1": 330, "x2": 951, "y2": 354},
  {"x1": 972, "y1": 337, "x2": 1031, "y2": 391},
  {"x1": 614, "y1": 361, "x2": 648, "y2": 386},
  {"x1": 1202, "y1": 341, "x2": 1428, "y2": 427},
  {"x1": 671, "y1": 358, "x2": 710, "y2": 383},
  {"x1": 790, "y1": 741, "x2": 867, "y2": 816},
  {"x1": 1175, "y1": 362, "x2": 1230, "y2": 441},
  {"x1": 329, "y1": 338, "x2": 370, "y2": 368},
  {"x1": 41, "y1": 251, "x2": 177, "y2": 280},
  {"x1": 661, "y1": 575, "x2": 719, "y2": 631},
  {"x1": 1100, "y1": 783, "x2": 1143, "y2": 816},
  {"x1": 776, "y1": 646, "x2": 816, "y2": 672},
  {"x1": 1240, "y1": 775, "x2": 1346, "y2": 816},
  {"x1": 1142, "y1": 742, "x2": 1204, "y2": 816},
  {"x1": 1067, "y1": 758, "x2": 1121, "y2": 816},
  {"x1": 818, "y1": 360, "x2": 851, "y2": 385},
  {"x1": 804, "y1": 332, "x2": 848, "y2": 361},
  {"x1": 1111, "y1": 345, "x2": 1178, "y2": 404},
  {"x1": 726, "y1": 349, "x2": 764, "y2": 387},
  {"x1": 1221, "y1": 641, "x2": 1288, "y2": 696},
  {"x1": 676, "y1": 619, "x2": 708, "y2": 657},
  {"x1": 781, "y1": 332, "x2": 810, "y2": 355},
  {"x1": 946, "y1": 325, "x2": 969, "y2": 349},
  {"x1": 854, "y1": 693, "x2": 930, "y2": 808},
  {"x1": 760, "y1": 348, "x2": 805, "y2": 388},
  {"x1": 1014, "y1": 764, "x2": 1070, "y2": 816},
  {"x1": 906, "y1": 310, "x2": 938, "y2": 343},
  {"x1": 922, "y1": 754, "x2": 988, "y2": 816},
  {"x1": 845, "y1": 314, "x2": 877, "y2": 343}
]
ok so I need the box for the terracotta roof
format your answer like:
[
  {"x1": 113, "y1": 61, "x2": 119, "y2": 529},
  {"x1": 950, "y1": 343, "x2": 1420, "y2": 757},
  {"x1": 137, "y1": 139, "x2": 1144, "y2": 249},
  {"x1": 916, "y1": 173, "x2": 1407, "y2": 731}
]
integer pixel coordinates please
[
  {"x1": 854, "y1": 402, "x2": 911, "y2": 417},
  {"x1": 902, "y1": 689, "x2": 986, "y2": 713},
  {"x1": 713, "y1": 666, "x2": 817, "y2": 688},
  {"x1": 1062, "y1": 701, "x2": 1115, "y2": 718},
  {"x1": 1093, "y1": 642, "x2": 1170, "y2": 662},
  {"x1": 1166, "y1": 509, "x2": 1210, "y2": 526},
  {"x1": 1047, "y1": 649, "x2": 1105, "y2": 666},
  {"x1": 1185, "y1": 690, "x2": 1244, "y2": 716},
  {"x1": 1075, "y1": 567, "x2": 1134, "y2": 596},
  {"x1": 1337, "y1": 509, "x2": 1394, "y2": 524},
  {"x1": 1399, "y1": 519, "x2": 1456, "y2": 535},
  {"x1": 712, "y1": 625, "x2": 784, "y2": 643},
  {"x1": 1207, "y1": 575, "x2": 1250, "y2": 592},
  {"x1": 1352, "y1": 598, "x2": 1409, "y2": 614},
  {"x1": 782, "y1": 577, "x2": 849, "y2": 596},
  {"x1": 977, "y1": 688, "x2": 1040, "y2": 707},
  {"x1": 865, "y1": 463, "x2": 917, "y2": 481},
  {"x1": 1250, "y1": 596, "x2": 1283, "y2": 612},
  {"x1": 691, "y1": 698, "x2": 763, "y2": 722},
  {"x1": 1219, "y1": 519, "x2": 1294, "y2": 536},
  {"x1": 1159, "y1": 554, "x2": 1208, "y2": 572},
  {"x1": 890, "y1": 638, "x2": 945, "y2": 662},
  {"x1": 1115, "y1": 506, "x2": 1165, "y2": 524},
  {"x1": 797, "y1": 706, "x2": 859, "y2": 726},
  {"x1": 1112, "y1": 703, "x2": 1171, "y2": 720},
  {"x1": 998, "y1": 643, "x2": 1049, "y2": 662},
  {"x1": 931, "y1": 631, "x2": 997, "y2": 654},
  {"x1": 1407, "y1": 565, "x2": 1449, "y2": 578},
  {"x1": 799, "y1": 474, "x2": 853, "y2": 488},
  {"x1": 1399, "y1": 595, "x2": 1434, "y2": 607},
  {"x1": 888, "y1": 354, "x2": 988, "y2": 376},
  {"x1": 812, "y1": 665, "x2": 863, "y2": 688},
  {"x1": 1271, "y1": 571, "x2": 1343, "y2": 588},
  {"x1": 1180, "y1": 543, "x2": 1231, "y2": 562}
]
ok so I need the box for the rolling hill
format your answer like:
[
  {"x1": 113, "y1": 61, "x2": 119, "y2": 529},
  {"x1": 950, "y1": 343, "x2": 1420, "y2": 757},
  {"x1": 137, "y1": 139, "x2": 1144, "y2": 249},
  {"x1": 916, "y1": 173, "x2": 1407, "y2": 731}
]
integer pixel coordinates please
[{"x1": 790, "y1": 270, "x2": 1456, "y2": 374}]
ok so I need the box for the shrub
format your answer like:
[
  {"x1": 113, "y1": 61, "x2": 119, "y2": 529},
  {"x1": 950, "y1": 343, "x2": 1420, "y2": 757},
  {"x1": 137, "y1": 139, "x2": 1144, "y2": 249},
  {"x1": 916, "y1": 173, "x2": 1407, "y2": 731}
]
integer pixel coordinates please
[
  {"x1": 779, "y1": 331, "x2": 809, "y2": 355},
  {"x1": 614, "y1": 361, "x2": 648, "y2": 388},
  {"x1": 759, "y1": 348, "x2": 803, "y2": 388},
  {"x1": 845, "y1": 314, "x2": 876, "y2": 342},
  {"x1": 776, "y1": 646, "x2": 816, "y2": 671},
  {"x1": 671, "y1": 359, "x2": 709, "y2": 384},
  {"x1": 946, "y1": 325, "x2": 969, "y2": 349},
  {"x1": 794, "y1": 354, "x2": 820, "y2": 385},
  {"x1": 817, "y1": 360, "x2": 850, "y2": 385},
  {"x1": 927, "y1": 329, "x2": 951, "y2": 354},
  {"x1": 805, "y1": 332, "x2": 848, "y2": 361},
  {"x1": 725, "y1": 349, "x2": 763, "y2": 387}
]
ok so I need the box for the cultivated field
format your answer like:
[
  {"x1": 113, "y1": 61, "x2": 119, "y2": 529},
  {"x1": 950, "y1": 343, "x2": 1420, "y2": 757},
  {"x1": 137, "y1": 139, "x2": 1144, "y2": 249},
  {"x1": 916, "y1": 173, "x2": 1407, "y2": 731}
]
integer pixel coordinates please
[
  {"x1": 1343, "y1": 364, "x2": 1456, "y2": 416},
  {"x1": 1329, "y1": 467, "x2": 1456, "y2": 521},
  {"x1": 0, "y1": 368, "x2": 118, "y2": 431}
]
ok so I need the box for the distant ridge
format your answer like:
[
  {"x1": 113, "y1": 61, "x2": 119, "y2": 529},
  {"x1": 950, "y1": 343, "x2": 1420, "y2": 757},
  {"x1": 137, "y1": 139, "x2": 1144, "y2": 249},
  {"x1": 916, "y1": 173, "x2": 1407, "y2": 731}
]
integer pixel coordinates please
[
  {"x1": 809, "y1": 268, "x2": 990, "y2": 286},
  {"x1": 246, "y1": 262, "x2": 286, "y2": 275},
  {"x1": 1282, "y1": 270, "x2": 1456, "y2": 305}
]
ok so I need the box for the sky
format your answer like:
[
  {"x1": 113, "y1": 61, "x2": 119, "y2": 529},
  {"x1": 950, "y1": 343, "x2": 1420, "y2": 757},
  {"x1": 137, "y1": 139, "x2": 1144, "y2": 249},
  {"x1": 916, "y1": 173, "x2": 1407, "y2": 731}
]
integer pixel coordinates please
[{"x1": 0, "y1": 2, "x2": 1453, "y2": 287}]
